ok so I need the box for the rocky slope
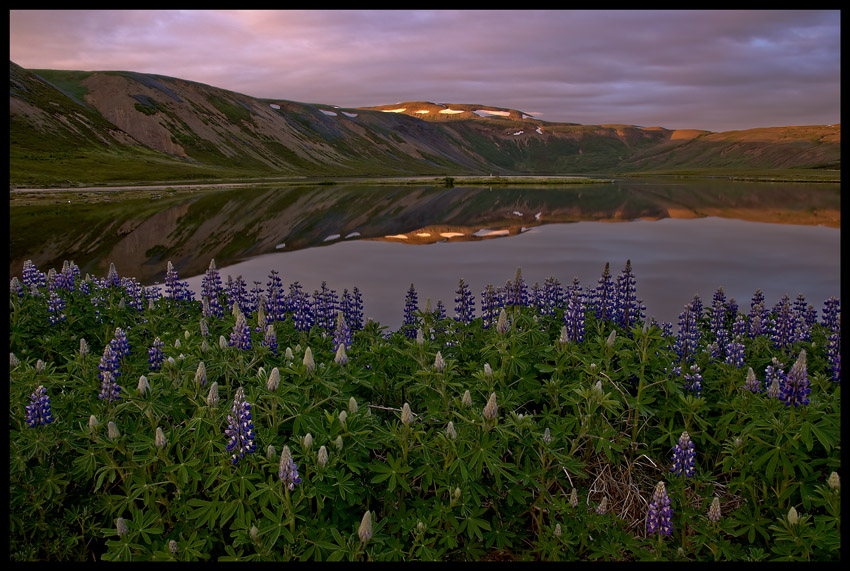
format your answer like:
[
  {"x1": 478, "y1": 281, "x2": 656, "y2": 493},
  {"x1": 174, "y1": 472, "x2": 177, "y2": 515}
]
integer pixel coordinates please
[{"x1": 9, "y1": 61, "x2": 841, "y2": 186}]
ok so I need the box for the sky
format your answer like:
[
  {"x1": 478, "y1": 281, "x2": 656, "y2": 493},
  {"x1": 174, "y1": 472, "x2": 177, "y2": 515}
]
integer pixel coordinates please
[{"x1": 9, "y1": 9, "x2": 841, "y2": 132}]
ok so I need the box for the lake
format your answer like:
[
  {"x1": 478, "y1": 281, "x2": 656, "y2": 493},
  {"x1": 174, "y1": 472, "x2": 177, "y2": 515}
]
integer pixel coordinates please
[{"x1": 9, "y1": 177, "x2": 840, "y2": 329}]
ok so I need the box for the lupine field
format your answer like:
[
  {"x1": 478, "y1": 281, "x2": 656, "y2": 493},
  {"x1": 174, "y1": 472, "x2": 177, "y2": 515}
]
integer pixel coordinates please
[{"x1": 9, "y1": 257, "x2": 841, "y2": 561}]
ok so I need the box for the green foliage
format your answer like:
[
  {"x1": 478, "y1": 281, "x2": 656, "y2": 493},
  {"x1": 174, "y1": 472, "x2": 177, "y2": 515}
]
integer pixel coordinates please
[{"x1": 8, "y1": 265, "x2": 841, "y2": 561}]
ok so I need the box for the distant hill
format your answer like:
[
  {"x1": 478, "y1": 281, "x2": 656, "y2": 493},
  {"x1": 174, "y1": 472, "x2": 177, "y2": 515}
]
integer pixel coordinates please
[{"x1": 9, "y1": 61, "x2": 840, "y2": 187}]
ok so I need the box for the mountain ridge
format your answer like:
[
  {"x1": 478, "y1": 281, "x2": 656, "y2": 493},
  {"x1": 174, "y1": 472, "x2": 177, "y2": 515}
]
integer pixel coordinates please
[{"x1": 9, "y1": 61, "x2": 840, "y2": 187}]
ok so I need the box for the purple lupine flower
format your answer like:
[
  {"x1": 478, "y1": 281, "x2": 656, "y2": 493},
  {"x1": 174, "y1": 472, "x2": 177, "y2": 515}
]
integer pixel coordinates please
[
  {"x1": 615, "y1": 259, "x2": 644, "y2": 330},
  {"x1": 743, "y1": 367, "x2": 762, "y2": 393},
  {"x1": 314, "y1": 282, "x2": 338, "y2": 332},
  {"x1": 682, "y1": 363, "x2": 703, "y2": 397},
  {"x1": 98, "y1": 369, "x2": 122, "y2": 403},
  {"x1": 333, "y1": 313, "x2": 352, "y2": 353},
  {"x1": 201, "y1": 259, "x2": 225, "y2": 318},
  {"x1": 542, "y1": 276, "x2": 564, "y2": 316},
  {"x1": 278, "y1": 445, "x2": 302, "y2": 490},
  {"x1": 646, "y1": 481, "x2": 674, "y2": 536},
  {"x1": 591, "y1": 262, "x2": 617, "y2": 322},
  {"x1": 770, "y1": 294, "x2": 796, "y2": 349},
  {"x1": 110, "y1": 327, "x2": 130, "y2": 360},
  {"x1": 98, "y1": 343, "x2": 121, "y2": 382},
  {"x1": 826, "y1": 316, "x2": 840, "y2": 383},
  {"x1": 266, "y1": 271, "x2": 287, "y2": 323},
  {"x1": 671, "y1": 431, "x2": 695, "y2": 477},
  {"x1": 225, "y1": 387, "x2": 256, "y2": 464},
  {"x1": 289, "y1": 281, "x2": 314, "y2": 332},
  {"x1": 225, "y1": 274, "x2": 248, "y2": 313},
  {"x1": 55, "y1": 260, "x2": 76, "y2": 292},
  {"x1": 480, "y1": 284, "x2": 504, "y2": 329},
  {"x1": 47, "y1": 291, "x2": 66, "y2": 324},
  {"x1": 505, "y1": 267, "x2": 528, "y2": 308},
  {"x1": 780, "y1": 349, "x2": 810, "y2": 407},
  {"x1": 764, "y1": 357, "x2": 786, "y2": 398},
  {"x1": 22, "y1": 260, "x2": 46, "y2": 289},
  {"x1": 105, "y1": 262, "x2": 121, "y2": 287},
  {"x1": 123, "y1": 278, "x2": 146, "y2": 312},
  {"x1": 10, "y1": 276, "x2": 24, "y2": 298},
  {"x1": 731, "y1": 314, "x2": 748, "y2": 338},
  {"x1": 792, "y1": 294, "x2": 812, "y2": 342},
  {"x1": 341, "y1": 287, "x2": 364, "y2": 331},
  {"x1": 674, "y1": 301, "x2": 701, "y2": 363},
  {"x1": 25, "y1": 385, "x2": 54, "y2": 427},
  {"x1": 262, "y1": 324, "x2": 278, "y2": 355},
  {"x1": 164, "y1": 261, "x2": 194, "y2": 301},
  {"x1": 822, "y1": 297, "x2": 840, "y2": 332},
  {"x1": 148, "y1": 337, "x2": 165, "y2": 371},
  {"x1": 228, "y1": 313, "x2": 253, "y2": 351},
  {"x1": 402, "y1": 283, "x2": 419, "y2": 339},
  {"x1": 724, "y1": 336, "x2": 745, "y2": 368},
  {"x1": 563, "y1": 277, "x2": 586, "y2": 343}
]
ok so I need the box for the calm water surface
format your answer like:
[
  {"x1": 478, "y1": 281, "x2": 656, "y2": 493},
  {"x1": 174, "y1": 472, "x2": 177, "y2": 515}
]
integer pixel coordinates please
[{"x1": 184, "y1": 216, "x2": 840, "y2": 329}]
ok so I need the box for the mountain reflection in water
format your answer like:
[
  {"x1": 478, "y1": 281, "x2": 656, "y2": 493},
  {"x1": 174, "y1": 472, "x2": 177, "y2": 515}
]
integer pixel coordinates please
[{"x1": 9, "y1": 178, "x2": 840, "y2": 327}]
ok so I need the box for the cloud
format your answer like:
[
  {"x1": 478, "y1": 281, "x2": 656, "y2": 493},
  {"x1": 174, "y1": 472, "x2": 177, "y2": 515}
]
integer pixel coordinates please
[{"x1": 9, "y1": 9, "x2": 840, "y2": 132}]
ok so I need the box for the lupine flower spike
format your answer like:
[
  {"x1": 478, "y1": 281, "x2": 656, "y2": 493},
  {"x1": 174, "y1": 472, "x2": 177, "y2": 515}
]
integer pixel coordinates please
[
  {"x1": 278, "y1": 445, "x2": 302, "y2": 490},
  {"x1": 358, "y1": 510, "x2": 372, "y2": 545},
  {"x1": 671, "y1": 431, "x2": 696, "y2": 477},
  {"x1": 225, "y1": 387, "x2": 256, "y2": 464},
  {"x1": 646, "y1": 481, "x2": 674, "y2": 536},
  {"x1": 25, "y1": 385, "x2": 54, "y2": 427}
]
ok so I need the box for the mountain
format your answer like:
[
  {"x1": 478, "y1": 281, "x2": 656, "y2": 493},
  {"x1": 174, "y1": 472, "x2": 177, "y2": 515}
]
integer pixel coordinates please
[{"x1": 9, "y1": 61, "x2": 840, "y2": 187}]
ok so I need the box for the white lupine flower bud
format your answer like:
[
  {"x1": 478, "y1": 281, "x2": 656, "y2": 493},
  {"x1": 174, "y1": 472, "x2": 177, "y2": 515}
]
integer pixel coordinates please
[
  {"x1": 303, "y1": 433, "x2": 313, "y2": 450},
  {"x1": 206, "y1": 382, "x2": 220, "y2": 407},
  {"x1": 434, "y1": 351, "x2": 445, "y2": 371},
  {"x1": 828, "y1": 471, "x2": 840, "y2": 490},
  {"x1": 416, "y1": 328, "x2": 424, "y2": 347},
  {"x1": 107, "y1": 421, "x2": 120, "y2": 441},
  {"x1": 483, "y1": 363, "x2": 492, "y2": 377},
  {"x1": 554, "y1": 523, "x2": 562, "y2": 537},
  {"x1": 195, "y1": 362, "x2": 206, "y2": 386},
  {"x1": 267, "y1": 445, "x2": 276, "y2": 459},
  {"x1": 174, "y1": 338, "x2": 181, "y2": 349},
  {"x1": 462, "y1": 389, "x2": 472, "y2": 407},
  {"x1": 303, "y1": 347, "x2": 315, "y2": 372},
  {"x1": 168, "y1": 539, "x2": 179, "y2": 554},
  {"x1": 317, "y1": 445, "x2": 328, "y2": 467},
  {"x1": 358, "y1": 510, "x2": 372, "y2": 545},
  {"x1": 10, "y1": 352, "x2": 19, "y2": 367},
  {"x1": 139, "y1": 374, "x2": 151, "y2": 395},
  {"x1": 219, "y1": 335, "x2": 227, "y2": 350},
  {"x1": 116, "y1": 517, "x2": 128, "y2": 537},
  {"x1": 607, "y1": 330, "x2": 616, "y2": 348},
  {"x1": 348, "y1": 397, "x2": 358, "y2": 415},
  {"x1": 570, "y1": 488, "x2": 579, "y2": 508},
  {"x1": 200, "y1": 340, "x2": 209, "y2": 353},
  {"x1": 496, "y1": 309, "x2": 509, "y2": 334},
  {"x1": 267, "y1": 367, "x2": 280, "y2": 391},
  {"x1": 334, "y1": 344, "x2": 348, "y2": 365},
  {"x1": 36, "y1": 359, "x2": 46, "y2": 372},
  {"x1": 338, "y1": 410, "x2": 347, "y2": 428},
  {"x1": 787, "y1": 506, "x2": 799, "y2": 525},
  {"x1": 285, "y1": 347, "x2": 294, "y2": 361},
  {"x1": 200, "y1": 318, "x2": 209, "y2": 337},
  {"x1": 401, "y1": 402, "x2": 413, "y2": 425},
  {"x1": 543, "y1": 427, "x2": 551, "y2": 444},
  {"x1": 446, "y1": 421, "x2": 457, "y2": 440},
  {"x1": 335, "y1": 435, "x2": 343, "y2": 451},
  {"x1": 707, "y1": 497, "x2": 721, "y2": 522},
  {"x1": 483, "y1": 392, "x2": 498, "y2": 421},
  {"x1": 79, "y1": 338, "x2": 89, "y2": 358},
  {"x1": 89, "y1": 414, "x2": 99, "y2": 429},
  {"x1": 453, "y1": 487, "x2": 461, "y2": 502},
  {"x1": 155, "y1": 427, "x2": 167, "y2": 447},
  {"x1": 559, "y1": 325, "x2": 568, "y2": 345},
  {"x1": 250, "y1": 525, "x2": 260, "y2": 543},
  {"x1": 596, "y1": 496, "x2": 608, "y2": 515}
]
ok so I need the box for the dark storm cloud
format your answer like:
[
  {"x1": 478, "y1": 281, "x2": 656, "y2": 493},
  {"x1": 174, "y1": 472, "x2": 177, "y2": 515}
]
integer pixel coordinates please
[{"x1": 9, "y1": 10, "x2": 840, "y2": 132}]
